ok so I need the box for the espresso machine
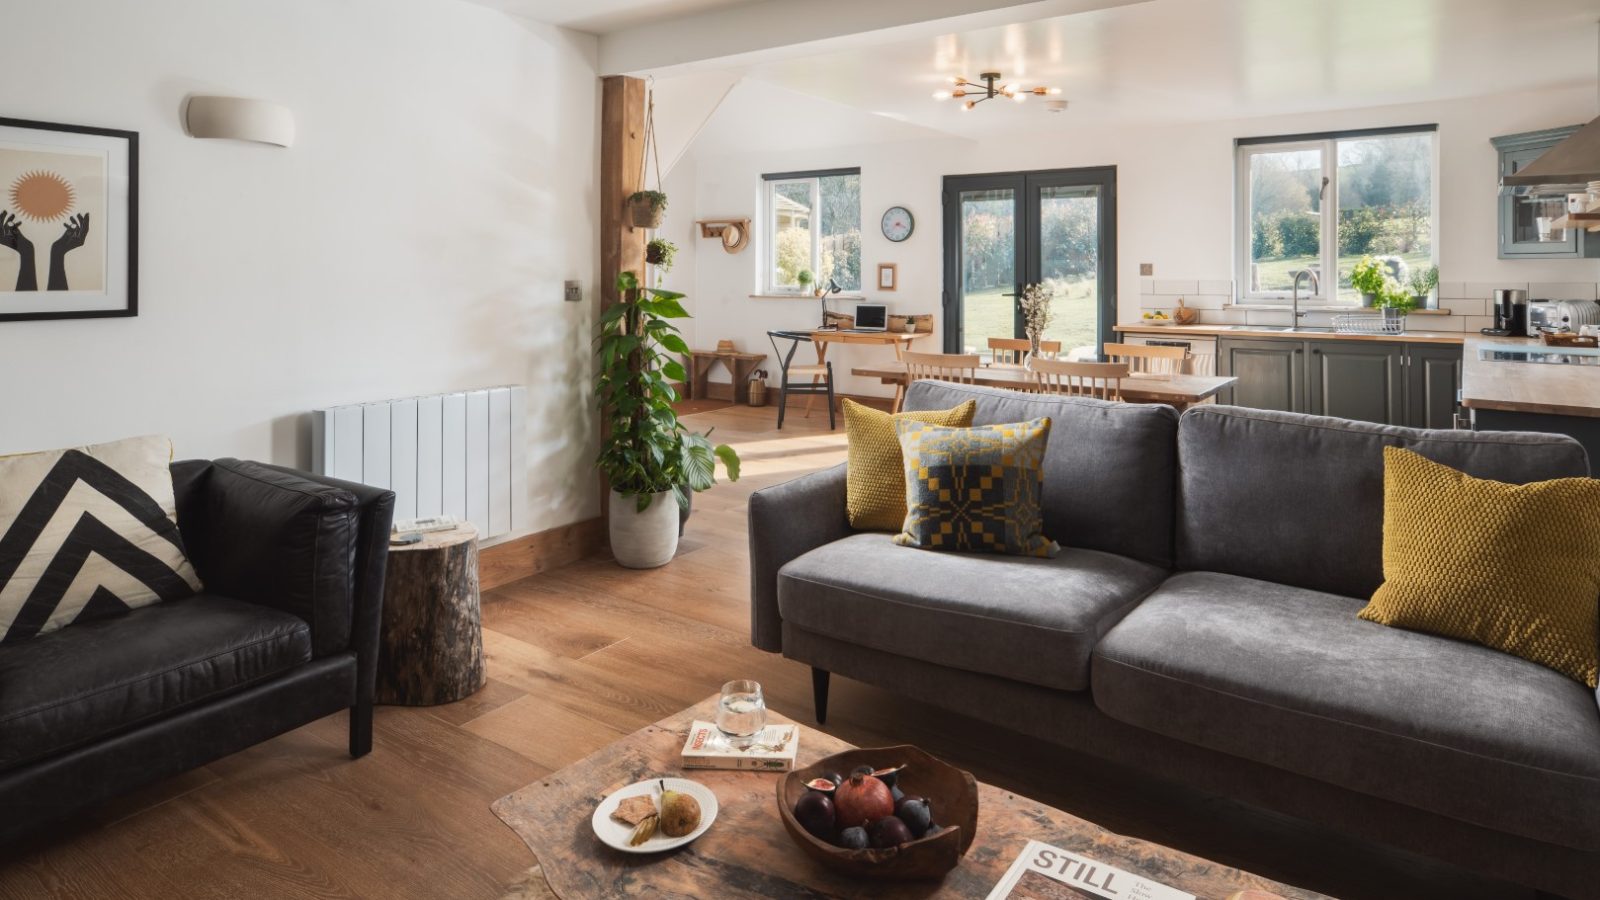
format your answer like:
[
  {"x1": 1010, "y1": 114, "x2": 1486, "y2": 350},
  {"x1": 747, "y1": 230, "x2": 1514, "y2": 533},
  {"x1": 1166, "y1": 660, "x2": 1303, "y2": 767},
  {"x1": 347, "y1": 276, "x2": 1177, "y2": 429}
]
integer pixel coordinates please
[{"x1": 1481, "y1": 289, "x2": 1527, "y2": 337}]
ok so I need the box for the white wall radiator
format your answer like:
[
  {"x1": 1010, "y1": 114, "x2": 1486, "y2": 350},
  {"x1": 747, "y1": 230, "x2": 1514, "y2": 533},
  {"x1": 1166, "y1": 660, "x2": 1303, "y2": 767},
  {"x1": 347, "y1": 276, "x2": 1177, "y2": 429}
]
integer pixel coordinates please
[{"x1": 311, "y1": 386, "x2": 527, "y2": 540}]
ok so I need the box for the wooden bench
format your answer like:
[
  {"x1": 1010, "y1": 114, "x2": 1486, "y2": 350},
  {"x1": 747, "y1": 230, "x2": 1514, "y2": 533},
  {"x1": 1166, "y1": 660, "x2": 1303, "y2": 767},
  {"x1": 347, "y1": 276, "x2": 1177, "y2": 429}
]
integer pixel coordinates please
[{"x1": 686, "y1": 349, "x2": 766, "y2": 404}]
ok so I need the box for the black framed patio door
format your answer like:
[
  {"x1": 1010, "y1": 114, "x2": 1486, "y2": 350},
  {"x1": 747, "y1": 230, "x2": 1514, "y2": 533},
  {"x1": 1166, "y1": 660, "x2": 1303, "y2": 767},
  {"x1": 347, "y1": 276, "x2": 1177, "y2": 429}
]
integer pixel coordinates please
[{"x1": 941, "y1": 167, "x2": 1116, "y2": 355}]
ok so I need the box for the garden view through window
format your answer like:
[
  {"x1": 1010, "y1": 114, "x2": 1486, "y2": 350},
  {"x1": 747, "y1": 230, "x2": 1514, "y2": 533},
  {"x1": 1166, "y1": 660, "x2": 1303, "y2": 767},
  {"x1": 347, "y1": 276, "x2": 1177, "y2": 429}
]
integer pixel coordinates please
[
  {"x1": 765, "y1": 169, "x2": 861, "y2": 294},
  {"x1": 1239, "y1": 128, "x2": 1435, "y2": 303}
]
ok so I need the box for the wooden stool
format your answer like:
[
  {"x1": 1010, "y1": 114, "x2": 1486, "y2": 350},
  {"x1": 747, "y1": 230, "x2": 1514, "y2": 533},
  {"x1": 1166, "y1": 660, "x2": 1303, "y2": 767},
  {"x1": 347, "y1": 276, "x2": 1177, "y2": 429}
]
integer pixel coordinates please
[
  {"x1": 686, "y1": 349, "x2": 766, "y2": 403},
  {"x1": 374, "y1": 524, "x2": 486, "y2": 706}
]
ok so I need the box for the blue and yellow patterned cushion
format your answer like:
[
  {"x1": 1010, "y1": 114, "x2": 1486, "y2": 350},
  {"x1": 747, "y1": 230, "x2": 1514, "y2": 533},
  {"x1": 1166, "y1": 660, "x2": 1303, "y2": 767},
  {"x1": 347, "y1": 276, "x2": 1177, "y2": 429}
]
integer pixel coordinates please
[{"x1": 892, "y1": 417, "x2": 1058, "y2": 558}]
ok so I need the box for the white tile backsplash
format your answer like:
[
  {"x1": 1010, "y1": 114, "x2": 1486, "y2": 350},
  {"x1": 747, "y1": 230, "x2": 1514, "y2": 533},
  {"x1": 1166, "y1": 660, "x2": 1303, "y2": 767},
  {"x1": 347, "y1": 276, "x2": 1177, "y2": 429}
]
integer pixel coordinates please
[
  {"x1": 1439, "y1": 297, "x2": 1487, "y2": 316},
  {"x1": 1151, "y1": 279, "x2": 1198, "y2": 296},
  {"x1": 1465, "y1": 281, "x2": 1525, "y2": 299},
  {"x1": 1198, "y1": 308, "x2": 1246, "y2": 324},
  {"x1": 1437, "y1": 281, "x2": 1466, "y2": 300},
  {"x1": 1197, "y1": 279, "x2": 1234, "y2": 297},
  {"x1": 1463, "y1": 315, "x2": 1496, "y2": 332},
  {"x1": 1245, "y1": 310, "x2": 1294, "y2": 326},
  {"x1": 1139, "y1": 276, "x2": 1154, "y2": 294}
]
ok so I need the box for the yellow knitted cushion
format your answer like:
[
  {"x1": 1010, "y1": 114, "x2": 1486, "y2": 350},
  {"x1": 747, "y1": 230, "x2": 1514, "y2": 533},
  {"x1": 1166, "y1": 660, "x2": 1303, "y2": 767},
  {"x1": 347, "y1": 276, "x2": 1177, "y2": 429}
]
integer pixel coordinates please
[
  {"x1": 1358, "y1": 447, "x2": 1600, "y2": 687},
  {"x1": 843, "y1": 398, "x2": 976, "y2": 531}
]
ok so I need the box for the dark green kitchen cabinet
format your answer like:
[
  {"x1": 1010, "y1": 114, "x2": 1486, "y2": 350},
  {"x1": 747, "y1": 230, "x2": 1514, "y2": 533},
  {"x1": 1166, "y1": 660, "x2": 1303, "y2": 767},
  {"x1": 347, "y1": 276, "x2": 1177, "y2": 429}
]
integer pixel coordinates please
[
  {"x1": 1493, "y1": 126, "x2": 1600, "y2": 260},
  {"x1": 1406, "y1": 342, "x2": 1463, "y2": 429},
  {"x1": 1218, "y1": 338, "x2": 1306, "y2": 412},
  {"x1": 1306, "y1": 341, "x2": 1405, "y2": 425}
]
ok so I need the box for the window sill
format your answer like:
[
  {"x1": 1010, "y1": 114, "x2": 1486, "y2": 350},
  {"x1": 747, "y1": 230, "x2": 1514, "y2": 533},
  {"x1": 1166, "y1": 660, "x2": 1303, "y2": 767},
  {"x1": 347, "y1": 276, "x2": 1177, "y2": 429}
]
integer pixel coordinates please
[{"x1": 749, "y1": 293, "x2": 868, "y2": 301}]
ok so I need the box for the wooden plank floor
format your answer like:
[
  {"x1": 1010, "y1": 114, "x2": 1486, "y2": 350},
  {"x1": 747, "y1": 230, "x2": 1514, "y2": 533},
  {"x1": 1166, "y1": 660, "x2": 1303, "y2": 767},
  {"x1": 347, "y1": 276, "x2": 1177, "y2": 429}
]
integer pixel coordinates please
[{"x1": 0, "y1": 401, "x2": 1530, "y2": 899}]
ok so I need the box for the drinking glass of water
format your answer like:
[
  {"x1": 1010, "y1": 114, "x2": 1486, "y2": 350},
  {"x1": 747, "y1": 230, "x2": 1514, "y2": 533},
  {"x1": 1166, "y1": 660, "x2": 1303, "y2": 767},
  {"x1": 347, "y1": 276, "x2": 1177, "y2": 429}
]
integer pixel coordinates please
[{"x1": 716, "y1": 679, "x2": 766, "y2": 749}]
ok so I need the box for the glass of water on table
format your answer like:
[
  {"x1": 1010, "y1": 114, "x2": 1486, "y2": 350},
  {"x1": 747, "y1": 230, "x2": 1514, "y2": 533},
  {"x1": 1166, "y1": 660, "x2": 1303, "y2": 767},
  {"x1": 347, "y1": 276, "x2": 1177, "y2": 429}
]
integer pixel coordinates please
[{"x1": 716, "y1": 680, "x2": 766, "y2": 749}]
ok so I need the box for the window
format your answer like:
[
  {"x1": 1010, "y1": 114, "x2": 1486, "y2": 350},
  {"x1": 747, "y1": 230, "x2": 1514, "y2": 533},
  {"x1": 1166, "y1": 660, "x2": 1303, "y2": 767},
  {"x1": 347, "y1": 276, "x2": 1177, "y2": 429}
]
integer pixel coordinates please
[
  {"x1": 1236, "y1": 127, "x2": 1436, "y2": 304},
  {"x1": 764, "y1": 168, "x2": 860, "y2": 294}
]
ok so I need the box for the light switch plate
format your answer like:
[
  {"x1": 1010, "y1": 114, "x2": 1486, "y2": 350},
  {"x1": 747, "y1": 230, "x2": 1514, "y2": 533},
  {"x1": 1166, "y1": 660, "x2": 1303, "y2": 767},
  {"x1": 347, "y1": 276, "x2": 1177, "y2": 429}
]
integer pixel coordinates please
[
  {"x1": 1139, "y1": 263, "x2": 1154, "y2": 276},
  {"x1": 564, "y1": 280, "x2": 582, "y2": 303}
]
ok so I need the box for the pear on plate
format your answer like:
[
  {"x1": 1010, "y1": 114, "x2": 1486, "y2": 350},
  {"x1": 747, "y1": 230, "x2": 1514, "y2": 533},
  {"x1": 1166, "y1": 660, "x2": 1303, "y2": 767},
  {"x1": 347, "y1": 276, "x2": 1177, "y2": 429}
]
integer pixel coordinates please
[{"x1": 659, "y1": 787, "x2": 701, "y2": 837}]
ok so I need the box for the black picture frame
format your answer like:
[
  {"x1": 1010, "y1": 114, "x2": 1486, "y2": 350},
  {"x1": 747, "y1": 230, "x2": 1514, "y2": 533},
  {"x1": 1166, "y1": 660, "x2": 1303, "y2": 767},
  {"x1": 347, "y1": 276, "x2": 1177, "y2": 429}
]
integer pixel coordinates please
[{"x1": 0, "y1": 116, "x2": 138, "y2": 323}]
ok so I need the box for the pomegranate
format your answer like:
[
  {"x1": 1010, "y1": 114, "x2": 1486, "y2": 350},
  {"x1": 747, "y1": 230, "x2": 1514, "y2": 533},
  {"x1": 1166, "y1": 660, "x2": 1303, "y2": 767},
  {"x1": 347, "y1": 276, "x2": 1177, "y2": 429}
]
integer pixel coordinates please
[{"x1": 832, "y1": 770, "x2": 895, "y2": 828}]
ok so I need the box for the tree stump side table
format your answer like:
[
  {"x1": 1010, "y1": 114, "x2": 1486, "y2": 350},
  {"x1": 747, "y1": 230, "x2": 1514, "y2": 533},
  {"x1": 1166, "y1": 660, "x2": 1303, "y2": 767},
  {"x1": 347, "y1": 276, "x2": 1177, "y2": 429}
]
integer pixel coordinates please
[{"x1": 374, "y1": 524, "x2": 487, "y2": 706}]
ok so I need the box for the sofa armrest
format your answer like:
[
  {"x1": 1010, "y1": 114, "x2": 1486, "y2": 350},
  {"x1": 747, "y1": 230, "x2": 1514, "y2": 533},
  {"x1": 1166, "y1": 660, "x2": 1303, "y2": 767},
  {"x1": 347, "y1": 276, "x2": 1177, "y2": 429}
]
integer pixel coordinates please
[
  {"x1": 748, "y1": 463, "x2": 849, "y2": 652},
  {"x1": 188, "y1": 460, "x2": 394, "y2": 669}
]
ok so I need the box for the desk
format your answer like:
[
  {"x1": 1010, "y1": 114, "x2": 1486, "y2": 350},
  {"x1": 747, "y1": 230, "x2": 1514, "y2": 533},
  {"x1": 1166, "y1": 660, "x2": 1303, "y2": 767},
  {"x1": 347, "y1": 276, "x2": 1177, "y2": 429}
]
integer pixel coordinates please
[
  {"x1": 852, "y1": 361, "x2": 1236, "y2": 412},
  {"x1": 686, "y1": 349, "x2": 766, "y2": 404},
  {"x1": 813, "y1": 330, "x2": 924, "y2": 408}
]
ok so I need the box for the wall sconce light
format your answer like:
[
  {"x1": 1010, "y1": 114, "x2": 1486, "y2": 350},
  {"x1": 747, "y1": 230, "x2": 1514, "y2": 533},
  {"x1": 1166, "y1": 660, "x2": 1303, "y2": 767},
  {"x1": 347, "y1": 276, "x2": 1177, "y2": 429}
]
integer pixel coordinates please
[{"x1": 184, "y1": 96, "x2": 295, "y2": 147}]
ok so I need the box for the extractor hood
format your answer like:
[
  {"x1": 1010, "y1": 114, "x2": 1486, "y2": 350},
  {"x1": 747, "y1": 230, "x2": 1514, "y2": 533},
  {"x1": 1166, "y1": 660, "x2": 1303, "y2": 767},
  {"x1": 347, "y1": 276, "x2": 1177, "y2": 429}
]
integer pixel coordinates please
[{"x1": 1501, "y1": 115, "x2": 1600, "y2": 195}]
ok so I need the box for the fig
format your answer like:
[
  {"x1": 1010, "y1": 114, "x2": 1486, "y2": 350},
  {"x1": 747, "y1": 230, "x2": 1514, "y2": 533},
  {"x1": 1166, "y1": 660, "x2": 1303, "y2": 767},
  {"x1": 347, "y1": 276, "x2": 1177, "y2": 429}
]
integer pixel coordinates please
[
  {"x1": 869, "y1": 815, "x2": 913, "y2": 849},
  {"x1": 871, "y1": 765, "x2": 906, "y2": 789},
  {"x1": 826, "y1": 772, "x2": 844, "y2": 787},
  {"x1": 793, "y1": 790, "x2": 835, "y2": 840},
  {"x1": 833, "y1": 770, "x2": 895, "y2": 828},
  {"x1": 890, "y1": 785, "x2": 904, "y2": 803},
  {"x1": 895, "y1": 796, "x2": 932, "y2": 838},
  {"x1": 804, "y1": 778, "x2": 837, "y2": 793},
  {"x1": 837, "y1": 826, "x2": 870, "y2": 850},
  {"x1": 850, "y1": 765, "x2": 875, "y2": 778}
]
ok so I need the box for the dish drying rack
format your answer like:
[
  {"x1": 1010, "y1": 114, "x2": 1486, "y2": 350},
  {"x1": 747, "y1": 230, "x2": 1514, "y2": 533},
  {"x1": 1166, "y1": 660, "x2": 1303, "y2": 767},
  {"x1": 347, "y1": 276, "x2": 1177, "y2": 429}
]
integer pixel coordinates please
[{"x1": 1333, "y1": 313, "x2": 1406, "y2": 335}]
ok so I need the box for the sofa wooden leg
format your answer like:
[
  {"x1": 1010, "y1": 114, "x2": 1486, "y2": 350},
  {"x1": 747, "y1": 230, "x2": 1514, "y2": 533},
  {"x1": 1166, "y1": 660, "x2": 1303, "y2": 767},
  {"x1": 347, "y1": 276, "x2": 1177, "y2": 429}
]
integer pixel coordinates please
[
  {"x1": 349, "y1": 698, "x2": 373, "y2": 758},
  {"x1": 812, "y1": 668, "x2": 831, "y2": 725}
]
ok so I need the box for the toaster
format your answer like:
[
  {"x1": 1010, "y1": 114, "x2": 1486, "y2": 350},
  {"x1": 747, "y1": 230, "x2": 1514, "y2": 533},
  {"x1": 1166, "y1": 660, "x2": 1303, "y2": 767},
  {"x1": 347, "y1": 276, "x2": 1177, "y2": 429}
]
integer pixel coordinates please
[{"x1": 1527, "y1": 300, "x2": 1600, "y2": 335}]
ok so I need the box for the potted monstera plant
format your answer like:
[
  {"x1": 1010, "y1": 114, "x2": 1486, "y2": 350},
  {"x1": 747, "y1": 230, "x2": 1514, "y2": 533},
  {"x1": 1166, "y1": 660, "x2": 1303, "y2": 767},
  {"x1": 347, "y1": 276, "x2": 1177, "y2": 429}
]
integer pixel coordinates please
[{"x1": 596, "y1": 271, "x2": 739, "y2": 568}]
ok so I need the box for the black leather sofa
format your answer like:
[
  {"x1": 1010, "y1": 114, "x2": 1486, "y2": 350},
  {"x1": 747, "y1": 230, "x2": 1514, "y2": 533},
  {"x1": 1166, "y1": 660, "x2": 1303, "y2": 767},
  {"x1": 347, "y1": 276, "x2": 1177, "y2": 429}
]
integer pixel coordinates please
[{"x1": 0, "y1": 459, "x2": 394, "y2": 843}]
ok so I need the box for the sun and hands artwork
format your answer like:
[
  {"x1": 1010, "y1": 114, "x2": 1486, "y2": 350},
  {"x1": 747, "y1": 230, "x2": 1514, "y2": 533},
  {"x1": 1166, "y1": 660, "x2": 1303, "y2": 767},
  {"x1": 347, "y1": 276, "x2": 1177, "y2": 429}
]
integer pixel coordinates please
[{"x1": 0, "y1": 151, "x2": 105, "y2": 294}]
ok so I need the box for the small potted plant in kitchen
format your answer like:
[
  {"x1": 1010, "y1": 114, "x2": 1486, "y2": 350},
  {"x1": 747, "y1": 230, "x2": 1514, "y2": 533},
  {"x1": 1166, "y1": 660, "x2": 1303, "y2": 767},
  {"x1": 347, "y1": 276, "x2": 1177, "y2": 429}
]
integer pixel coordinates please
[
  {"x1": 596, "y1": 271, "x2": 740, "y2": 568},
  {"x1": 1350, "y1": 256, "x2": 1389, "y2": 308},
  {"x1": 796, "y1": 268, "x2": 815, "y2": 296},
  {"x1": 1376, "y1": 283, "x2": 1417, "y2": 326},
  {"x1": 1407, "y1": 264, "x2": 1439, "y2": 310},
  {"x1": 646, "y1": 238, "x2": 677, "y2": 271},
  {"x1": 627, "y1": 190, "x2": 669, "y2": 229}
]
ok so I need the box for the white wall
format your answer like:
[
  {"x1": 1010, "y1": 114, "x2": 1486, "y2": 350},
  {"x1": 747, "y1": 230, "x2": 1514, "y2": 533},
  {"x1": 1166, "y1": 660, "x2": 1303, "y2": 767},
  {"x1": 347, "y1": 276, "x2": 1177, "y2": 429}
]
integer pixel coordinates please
[
  {"x1": 678, "y1": 83, "x2": 1600, "y2": 397},
  {"x1": 0, "y1": 0, "x2": 602, "y2": 535}
]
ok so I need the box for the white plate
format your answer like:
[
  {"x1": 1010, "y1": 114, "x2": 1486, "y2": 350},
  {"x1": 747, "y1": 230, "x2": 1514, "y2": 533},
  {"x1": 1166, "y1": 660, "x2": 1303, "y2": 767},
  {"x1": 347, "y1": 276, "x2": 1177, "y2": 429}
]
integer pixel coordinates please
[
  {"x1": 591, "y1": 777, "x2": 719, "y2": 854},
  {"x1": 1138, "y1": 318, "x2": 1174, "y2": 326}
]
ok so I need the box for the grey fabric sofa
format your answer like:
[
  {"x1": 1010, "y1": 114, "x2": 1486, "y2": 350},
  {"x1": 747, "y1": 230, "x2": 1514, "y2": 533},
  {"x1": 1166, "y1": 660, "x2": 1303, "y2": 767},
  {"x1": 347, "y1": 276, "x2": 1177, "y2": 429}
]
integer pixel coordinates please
[{"x1": 749, "y1": 380, "x2": 1599, "y2": 898}]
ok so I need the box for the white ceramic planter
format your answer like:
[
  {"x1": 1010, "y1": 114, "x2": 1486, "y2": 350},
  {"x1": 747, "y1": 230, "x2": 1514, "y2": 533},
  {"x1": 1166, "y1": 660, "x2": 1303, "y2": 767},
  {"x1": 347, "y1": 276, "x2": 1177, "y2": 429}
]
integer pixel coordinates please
[{"x1": 609, "y1": 489, "x2": 679, "y2": 569}]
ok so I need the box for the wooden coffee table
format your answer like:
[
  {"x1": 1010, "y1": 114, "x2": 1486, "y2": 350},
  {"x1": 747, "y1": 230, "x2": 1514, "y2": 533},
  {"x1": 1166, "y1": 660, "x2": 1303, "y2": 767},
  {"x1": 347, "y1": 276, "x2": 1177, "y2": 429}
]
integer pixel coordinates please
[{"x1": 491, "y1": 697, "x2": 1328, "y2": 899}]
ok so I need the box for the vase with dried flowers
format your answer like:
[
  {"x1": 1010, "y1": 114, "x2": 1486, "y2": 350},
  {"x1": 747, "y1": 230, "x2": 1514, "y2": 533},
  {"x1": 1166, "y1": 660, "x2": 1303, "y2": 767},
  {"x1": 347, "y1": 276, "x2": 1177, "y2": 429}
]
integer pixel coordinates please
[{"x1": 1019, "y1": 282, "x2": 1055, "y2": 363}]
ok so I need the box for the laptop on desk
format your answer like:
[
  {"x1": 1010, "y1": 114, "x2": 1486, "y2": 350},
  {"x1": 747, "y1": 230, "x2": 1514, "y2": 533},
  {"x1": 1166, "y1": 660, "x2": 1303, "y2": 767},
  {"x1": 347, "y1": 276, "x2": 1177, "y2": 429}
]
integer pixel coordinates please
[{"x1": 842, "y1": 303, "x2": 888, "y2": 332}]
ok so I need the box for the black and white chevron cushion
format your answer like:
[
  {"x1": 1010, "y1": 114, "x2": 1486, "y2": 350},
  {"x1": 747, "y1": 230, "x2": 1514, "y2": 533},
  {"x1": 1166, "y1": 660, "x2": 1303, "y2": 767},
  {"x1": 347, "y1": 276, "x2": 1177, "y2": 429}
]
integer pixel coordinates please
[{"x1": 0, "y1": 435, "x2": 201, "y2": 642}]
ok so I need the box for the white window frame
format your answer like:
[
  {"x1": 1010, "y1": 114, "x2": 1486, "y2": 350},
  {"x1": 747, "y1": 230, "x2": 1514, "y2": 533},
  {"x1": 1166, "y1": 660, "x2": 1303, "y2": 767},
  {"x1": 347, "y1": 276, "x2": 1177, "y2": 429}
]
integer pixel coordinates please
[
  {"x1": 761, "y1": 167, "x2": 860, "y2": 296},
  {"x1": 1234, "y1": 128, "x2": 1438, "y2": 305}
]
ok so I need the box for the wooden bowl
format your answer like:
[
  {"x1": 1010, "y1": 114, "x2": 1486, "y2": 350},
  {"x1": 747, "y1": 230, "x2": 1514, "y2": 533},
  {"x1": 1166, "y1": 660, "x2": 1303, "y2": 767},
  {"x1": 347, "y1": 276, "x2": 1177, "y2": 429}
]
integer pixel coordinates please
[{"x1": 776, "y1": 745, "x2": 978, "y2": 881}]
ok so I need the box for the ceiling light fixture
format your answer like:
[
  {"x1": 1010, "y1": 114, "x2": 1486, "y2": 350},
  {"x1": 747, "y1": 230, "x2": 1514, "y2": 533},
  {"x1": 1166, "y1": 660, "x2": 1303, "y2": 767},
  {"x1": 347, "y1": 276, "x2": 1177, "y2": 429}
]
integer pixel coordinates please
[{"x1": 932, "y1": 72, "x2": 1060, "y2": 111}]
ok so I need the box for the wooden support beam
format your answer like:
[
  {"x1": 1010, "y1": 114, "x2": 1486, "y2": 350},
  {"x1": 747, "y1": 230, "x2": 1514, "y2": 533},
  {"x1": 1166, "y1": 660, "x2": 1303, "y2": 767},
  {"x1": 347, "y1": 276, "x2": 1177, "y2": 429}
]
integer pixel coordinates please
[
  {"x1": 601, "y1": 75, "x2": 647, "y2": 308},
  {"x1": 598, "y1": 75, "x2": 648, "y2": 526}
]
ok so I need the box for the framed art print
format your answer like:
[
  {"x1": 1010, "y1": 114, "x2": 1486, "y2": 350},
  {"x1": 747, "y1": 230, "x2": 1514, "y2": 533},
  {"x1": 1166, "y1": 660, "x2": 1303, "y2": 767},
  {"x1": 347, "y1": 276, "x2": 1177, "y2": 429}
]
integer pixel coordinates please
[
  {"x1": 0, "y1": 117, "x2": 137, "y2": 322},
  {"x1": 877, "y1": 262, "x2": 897, "y2": 291}
]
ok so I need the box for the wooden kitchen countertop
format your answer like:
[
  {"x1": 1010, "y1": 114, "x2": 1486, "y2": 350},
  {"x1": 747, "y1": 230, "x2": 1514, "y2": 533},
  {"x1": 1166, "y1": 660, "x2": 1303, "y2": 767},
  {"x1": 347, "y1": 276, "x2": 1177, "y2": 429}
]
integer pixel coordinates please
[
  {"x1": 1460, "y1": 336, "x2": 1600, "y2": 419},
  {"x1": 1114, "y1": 323, "x2": 1468, "y2": 344}
]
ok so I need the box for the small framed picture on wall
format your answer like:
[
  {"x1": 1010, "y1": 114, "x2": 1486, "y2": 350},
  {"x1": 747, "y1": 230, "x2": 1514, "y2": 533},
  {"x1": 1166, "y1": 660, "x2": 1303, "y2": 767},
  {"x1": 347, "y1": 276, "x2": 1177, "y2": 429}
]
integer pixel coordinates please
[
  {"x1": 877, "y1": 263, "x2": 897, "y2": 292},
  {"x1": 0, "y1": 116, "x2": 138, "y2": 322}
]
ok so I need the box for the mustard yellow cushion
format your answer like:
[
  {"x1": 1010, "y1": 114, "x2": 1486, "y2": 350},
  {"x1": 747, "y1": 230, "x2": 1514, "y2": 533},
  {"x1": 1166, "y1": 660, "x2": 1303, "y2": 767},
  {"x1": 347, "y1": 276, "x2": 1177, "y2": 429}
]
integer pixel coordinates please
[
  {"x1": 892, "y1": 417, "x2": 1058, "y2": 558},
  {"x1": 1358, "y1": 447, "x2": 1600, "y2": 687},
  {"x1": 843, "y1": 398, "x2": 976, "y2": 531}
]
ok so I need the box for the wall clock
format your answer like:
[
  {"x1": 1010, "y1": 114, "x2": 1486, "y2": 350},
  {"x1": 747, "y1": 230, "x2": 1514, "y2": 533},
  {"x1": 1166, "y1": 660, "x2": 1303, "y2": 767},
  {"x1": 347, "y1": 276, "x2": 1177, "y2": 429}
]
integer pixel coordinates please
[{"x1": 881, "y1": 206, "x2": 914, "y2": 242}]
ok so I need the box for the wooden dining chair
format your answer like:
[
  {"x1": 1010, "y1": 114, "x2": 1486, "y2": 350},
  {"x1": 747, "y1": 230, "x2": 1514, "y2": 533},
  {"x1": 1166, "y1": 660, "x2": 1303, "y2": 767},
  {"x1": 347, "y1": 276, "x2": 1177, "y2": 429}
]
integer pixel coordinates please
[
  {"x1": 987, "y1": 337, "x2": 1062, "y2": 366},
  {"x1": 1104, "y1": 342, "x2": 1188, "y2": 377},
  {"x1": 1031, "y1": 358, "x2": 1128, "y2": 400},
  {"x1": 898, "y1": 351, "x2": 979, "y2": 410}
]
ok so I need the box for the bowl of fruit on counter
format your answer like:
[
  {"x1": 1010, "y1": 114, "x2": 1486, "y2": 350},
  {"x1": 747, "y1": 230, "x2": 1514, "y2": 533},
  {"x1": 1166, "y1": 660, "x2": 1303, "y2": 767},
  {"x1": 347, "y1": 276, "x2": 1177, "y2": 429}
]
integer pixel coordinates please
[{"x1": 777, "y1": 745, "x2": 978, "y2": 880}]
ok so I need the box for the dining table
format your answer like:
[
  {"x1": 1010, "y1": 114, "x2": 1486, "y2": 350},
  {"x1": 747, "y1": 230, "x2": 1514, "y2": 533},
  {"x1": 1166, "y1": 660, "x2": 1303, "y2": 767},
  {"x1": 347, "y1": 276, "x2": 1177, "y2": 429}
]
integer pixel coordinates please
[{"x1": 851, "y1": 360, "x2": 1238, "y2": 412}]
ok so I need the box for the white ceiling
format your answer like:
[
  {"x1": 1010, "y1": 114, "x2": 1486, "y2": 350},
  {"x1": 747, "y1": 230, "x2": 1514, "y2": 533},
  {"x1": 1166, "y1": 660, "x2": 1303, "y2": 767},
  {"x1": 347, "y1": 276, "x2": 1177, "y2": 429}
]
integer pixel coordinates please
[
  {"x1": 467, "y1": 0, "x2": 757, "y2": 35},
  {"x1": 658, "y1": 0, "x2": 1600, "y2": 137}
]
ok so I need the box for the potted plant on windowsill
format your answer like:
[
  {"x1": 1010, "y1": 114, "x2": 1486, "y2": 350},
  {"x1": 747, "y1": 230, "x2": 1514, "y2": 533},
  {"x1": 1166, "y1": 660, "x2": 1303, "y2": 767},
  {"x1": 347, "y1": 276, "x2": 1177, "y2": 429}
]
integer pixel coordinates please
[
  {"x1": 1350, "y1": 256, "x2": 1388, "y2": 309},
  {"x1": 1376, "y1": 284, "x2": 1418, "y2": 324},
  {"x1": 596, "y1": 271, "x2": 739, "y2": 569},
  {"x1": 628, "y1": 190, "x2": 668, "y2": 229},
  {"x1": 1407, "y1": 264, "x2": 1439, "y2": 310},
  {"x1": 796, "y1": 269, "x2": 815, "y2": 297}
]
